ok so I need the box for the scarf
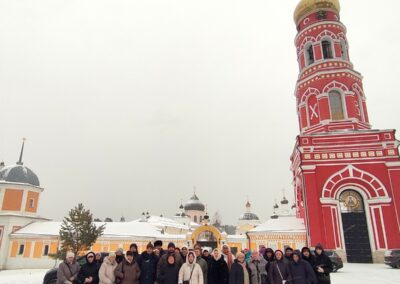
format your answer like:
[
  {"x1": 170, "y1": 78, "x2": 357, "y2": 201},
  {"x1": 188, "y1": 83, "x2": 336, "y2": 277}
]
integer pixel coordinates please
[
  {"x1": 224, "y1": 253, "x2": 233, "y2": 270},
  {"x1": 239, "y1": 261, "x2": 249, "y2": 284}
]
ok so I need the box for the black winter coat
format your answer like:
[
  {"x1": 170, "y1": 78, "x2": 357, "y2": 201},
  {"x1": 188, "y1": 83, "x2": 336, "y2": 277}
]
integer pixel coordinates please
[
  {"x1": 269, "y1": 260, "x2": 290, "y2": 284},
  {"x1": 157, "y1": 262, "x2": 179, "y2": 284},
  {"x1": 78, "y1": 261, "x2": 100, "y2": 284},
  {"x1": 208, "y1": 257, "x2": 229, "y2": 284},
  {"x1": 229, "y1": 260, "x2": 250, "y2": 284},
  {"x1": 288, "y1": 260, "x2": 317, "y2": 284},
  {"x1": 301, "y1": 254, "x2": 315, "y2": 266},
  {"x1": 264, "y1": 256, "x2": 274, "y2": 284},
  {"x1": 313, "y1": 253, "x2": 333, "y2": 284},
  {"x1": 137, "y1": 252, "x2": 158, "y2": 284}
]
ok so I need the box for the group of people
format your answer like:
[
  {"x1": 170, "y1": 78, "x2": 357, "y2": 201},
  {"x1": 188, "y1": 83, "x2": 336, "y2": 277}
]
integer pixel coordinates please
[{"x1": 57, "y1": 241, "x2": 333, "y2": 284}]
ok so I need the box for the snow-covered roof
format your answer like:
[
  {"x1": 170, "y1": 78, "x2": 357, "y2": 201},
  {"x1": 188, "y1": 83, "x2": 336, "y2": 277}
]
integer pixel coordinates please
[
  {"x1": 143, "y1": 216, "x2": 189, "y2": 230},
  {"x1": 190, "y1": 222, "x2": 200, "y2": 228},
  {"x1": 11, "y1": 220, "x2": 164, "y2": 238},
  {"x1": 249, "y1": 216, "x2": 305, "y2": 233}
]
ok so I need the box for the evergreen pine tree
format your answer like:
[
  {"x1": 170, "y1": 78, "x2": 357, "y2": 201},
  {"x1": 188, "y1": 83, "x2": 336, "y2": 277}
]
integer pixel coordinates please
[{"x1": 54, "y1": 203, "x2": 105, "y2": 259}]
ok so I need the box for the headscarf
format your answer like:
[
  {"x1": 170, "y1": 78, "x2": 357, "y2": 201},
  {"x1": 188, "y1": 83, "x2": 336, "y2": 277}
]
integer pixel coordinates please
[
  {"x1": 222, "y1": 245, "x2": 234, "y2": 270},
  {"x1": 212, "y1": 248, "x2": 221, "y2": 261},
  {"x1": 274, "y1": 250, "x2": 284, "y2": 262},
  {"x1": 186, "y1": 251, "x2": 196, "y2": 266}
]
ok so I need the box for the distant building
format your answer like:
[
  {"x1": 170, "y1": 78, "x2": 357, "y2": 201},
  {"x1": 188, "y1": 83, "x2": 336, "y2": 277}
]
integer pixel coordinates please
[
  {"x1": 248, "y1": 196, "x2": 306, "y2": 251},
  {"x1": 0, "y1": 140, "x2": 50, "y2": 269},
  {"x1": 183, "y1": 193, "x2": 205, "y2": 224},
  {"x1": 236, "y1": 201, "x2": 261, "y2": 235}
]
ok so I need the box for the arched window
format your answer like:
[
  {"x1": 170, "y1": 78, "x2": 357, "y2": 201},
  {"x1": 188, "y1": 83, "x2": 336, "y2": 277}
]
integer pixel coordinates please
[
  {"x1": 322, "y1": 40, "x2": 333, "y2": 59},
  {"x1": 305, "y1": 44, "x2": 314, "y2": 65},
  {"x1": 329, "y1": 90, "x2": 345, "y2": 120},
  {"x1": 194, "y1": 216, "x2": 197, "y2": 223},
  {"x1": 340, "y1": 39, "x2": 348, "y2": 60}
]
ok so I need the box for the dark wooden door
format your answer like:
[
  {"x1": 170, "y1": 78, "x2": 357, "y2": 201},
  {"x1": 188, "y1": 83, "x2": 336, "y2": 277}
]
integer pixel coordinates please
[{"x1": 340, "y1": 190, "x2": 373, "y2": 263}]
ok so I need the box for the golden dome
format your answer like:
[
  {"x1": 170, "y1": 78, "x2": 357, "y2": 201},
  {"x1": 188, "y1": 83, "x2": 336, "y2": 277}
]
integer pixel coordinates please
[{"x1": 294, "y1": 0, "x2": 341, "y2": 23}]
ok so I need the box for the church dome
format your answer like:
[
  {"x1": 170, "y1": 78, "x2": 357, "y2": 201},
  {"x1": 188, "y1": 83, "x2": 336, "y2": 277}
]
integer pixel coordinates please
[
  {"x1": 294, "y1": 0, "x2": 340, "y2": 23},
  {"x1": 184, "y1": 193, "x2": 205, "y2": 211},
  {"x1": 0, "y1": 164, "x2": 40, "y2": 187},
  {"x1": 239, "y1": 212, "x2": 260, "y2": 221}
]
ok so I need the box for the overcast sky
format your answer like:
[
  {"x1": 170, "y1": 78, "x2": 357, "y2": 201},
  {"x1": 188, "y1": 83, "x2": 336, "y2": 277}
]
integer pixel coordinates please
[{"x1": 0, "y1": 0, "x2": 399, "y2": 225}]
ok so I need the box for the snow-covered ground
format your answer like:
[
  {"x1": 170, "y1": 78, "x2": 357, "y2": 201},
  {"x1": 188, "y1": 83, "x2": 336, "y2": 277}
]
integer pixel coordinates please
[
  {"x1": 331, "y1": 263, "x2": 400, "y2": 283},
  {"x1": 0, "y1": 269, "x2": 48, "y2": 284},
  {"x1": 0, "y1": 264, "x2": 399, "y2": 283}
]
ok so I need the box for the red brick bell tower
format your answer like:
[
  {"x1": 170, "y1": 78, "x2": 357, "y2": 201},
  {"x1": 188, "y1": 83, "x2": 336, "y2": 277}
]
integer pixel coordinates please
[{"x1": 291, "y1": 0, "x2": 400, "y2": 263}]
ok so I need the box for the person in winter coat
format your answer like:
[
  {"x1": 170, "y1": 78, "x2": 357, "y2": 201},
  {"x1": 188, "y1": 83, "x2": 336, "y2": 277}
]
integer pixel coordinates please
[
  {"x1": 137, "y1": 243, "x2": 158, "y2": 284},
  {"x1": 114, "y1": 251, "x2": 141, "y2": 284},
  {"x1": 259, "y1": 246, "x2": 266, "y2": 259},
  {"x1": 244, "y1": 249, "x2": 252, "y2": 263},
  {"x1": 157, "y1": 254, "x2": 180, "y2": 284},
  {"x1": 301, "y1": 247, "x2": 315, "y2": 266},
  {"x1": 229, "y1": 252, "x2": 250, "y2": 284},
  {"x1": 178, "y1": 251, "x2": 204, "y2": 284},
  {"x1": 95, "y1": 253, "x2": 104, "y2": 265},
  {"x1": 57, "y1": 252, "x2": 81, "y2": 284},
  {"x1": 181, "y1": 247, "x2": 189, "y2": 262},
  {"x1": 288, "y1": 250, "x2": 317, "y2": 284},
  {"x1": 247, "y1": 250, "x2": 268, "y2": 284},
  {"x1": 202, "y1": 249, "x2": 212, "y2": 266},
  {"x1": 116, "y1": 248, "x2": 125, "y2": 264},
  {"x1": 264, "y1": 248, "x2": 275, "y2": 263},
  {"x1": 263, "y1": 248, "x2": 274, "y2": 284},
  {"x1": 78, "y1": 251, "x2": 100, "y2": 284},
  {"x1": 312, "y1": 244, "x2": 333, "y2": 284},
  {"x1": 284, "y1": 247, "x2": 293, "y2": 263},
  {"x1": 208, "y1": 248, "x2": 229, "y2": 284},
  {"x1": 269, "y1": 250, "x2": 290, "y2": 284},
  {"x1": 129, "y1": 243, "x2": 139, "y2": 259},
  {"x1": 221, "y1": 244, "x2": 235, "y2": 271},
  {"x1": 195, "y1": 247, "x2": 208, "y2": 284},
  {"x1": 154, "y1": 240, "x2": 165, "y2": 257},
  {"x1": 99, "y1": 253, "x2": 118, "y2": 284},
  {"x1": 264, "y1": 248, "x2": 275, "y2": 284},
  {"x1": 158, "y1": 242, "x2": 184, "y2": 273}
]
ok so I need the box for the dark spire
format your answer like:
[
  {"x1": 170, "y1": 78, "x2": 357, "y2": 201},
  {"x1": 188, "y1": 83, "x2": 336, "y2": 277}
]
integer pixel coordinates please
[{"x1": 17, "y1": 138, "x2": 26, "y2": 165}]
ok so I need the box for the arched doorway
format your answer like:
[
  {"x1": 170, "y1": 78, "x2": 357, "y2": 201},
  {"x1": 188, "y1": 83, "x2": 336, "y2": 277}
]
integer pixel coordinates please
[
  {"x1": 339, "y1": 190, "x2": 372, "y2": 263},
  {"x1": 196, "y1": 230, "x2": 218, "y2": 249},
  {"x1": 190, "y1": 225, "x2": 224, "y2": 250}
]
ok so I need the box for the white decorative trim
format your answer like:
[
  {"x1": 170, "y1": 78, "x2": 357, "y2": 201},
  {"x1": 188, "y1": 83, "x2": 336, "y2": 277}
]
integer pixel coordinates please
[
  {"x1": 316, "y1": 30, "x2": 338, "y2": 41},
  {"x1": 297, "y1": 69, "x2": 363, "y2": 87},
  {"x1": 301, "y1": 165, "x2": 316, "y2": 171},
  {"x1": 386, "y1": 162, "x2": 400, "y2": 167},
  {"x1": 295, "y1": 21, "x2": 347, "y2": 43},
  {"x1": 323, "y1": 81, "x2": 349, "y2": 93},
  {"x1": 366, "y1": 198, "x2": 392, "y2": 205},
  {"x1": 321, "y1": 165, "x2": 389, "y2": 200}
]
